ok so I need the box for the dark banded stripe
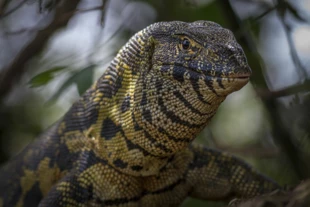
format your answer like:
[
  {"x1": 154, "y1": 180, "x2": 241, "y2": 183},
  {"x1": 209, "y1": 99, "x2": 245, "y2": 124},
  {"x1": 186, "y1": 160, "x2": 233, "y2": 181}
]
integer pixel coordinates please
[
  {"x1": 110, "y1": 60, "x2": 117, "y2": 68},
  {"x1": 124, "y1": 46, "x2": 137, "y2": 60},
  {"x1": 143, "y1": 130, "x2": 173, "y2": 154},
  {"x1": 204, "y1": 75, "x2": 218, "y2": 96},
  {"x1": 127, "y1": 42, "x2": 141, "y2": 54},
  {"x1": 106, "y1": 68, "x2": 119, "y2": 79},
  {"x1": 172, "y1": 65, "x2": 186, "y2": 82},
  {"x1": 189, "y1": 79, "x2": 211, "y2": 105},
  {"x1": 121, "y1": 131, "x2": 149, "y2": 157},
  {"x1": 158, "y1": 96, "x2": 206, "y2": 128},
  {"x1": 216, "y1": 77, "x2": 225, "y2": 89},
  {"x1": 131, "y1": 39, "x2": 142, "y2": 51},
  {"x1": 127, "y1": 115, "x2": 168, "y2": 158},
  {"x1": 158, "y1": 127, "x2": 192, "y2": 143},
  {"x1": 172, "y1": 90, "x2": 211, "y2": 116},
  {"x1": 130, "y1": 109, "x2": 177, "y2": 157},
  {"x1": 100, "y1": 118, "x2": 121, "y2": 140}
]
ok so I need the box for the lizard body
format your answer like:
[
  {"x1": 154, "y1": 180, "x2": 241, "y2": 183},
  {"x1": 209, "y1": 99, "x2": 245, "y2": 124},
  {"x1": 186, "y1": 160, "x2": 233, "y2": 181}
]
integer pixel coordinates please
[{"x1": 0, "y1": 21, "x2": 281, "y2": 207}]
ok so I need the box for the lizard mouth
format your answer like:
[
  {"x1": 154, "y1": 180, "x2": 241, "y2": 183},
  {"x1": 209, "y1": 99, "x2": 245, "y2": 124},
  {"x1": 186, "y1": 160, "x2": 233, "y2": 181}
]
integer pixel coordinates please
[
  {"x1": 157, "y1": 64, "x2": 251, "y2": 82},
  {"x1": 227, "y1": 73, "x2": 251, "y2": 79},
  {"x1": 226, "y1": 66, "x2": 252, "y2": 80},
  {"x1": 205, "y1": 72, "x2": 251, "y2": 82},
  {"x1": 191, "y1": 66, "x2": 251, "y2": 81}
]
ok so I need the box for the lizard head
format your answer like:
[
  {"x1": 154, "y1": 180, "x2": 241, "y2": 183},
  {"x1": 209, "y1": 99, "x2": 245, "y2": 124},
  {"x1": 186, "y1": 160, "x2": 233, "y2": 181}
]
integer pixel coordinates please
[
  {"x1": 150, "y1": 20, "x2": 251, "y2": 98},
  {"x1": 114, "y1": 21, "x2": 252, "y2": 158}
]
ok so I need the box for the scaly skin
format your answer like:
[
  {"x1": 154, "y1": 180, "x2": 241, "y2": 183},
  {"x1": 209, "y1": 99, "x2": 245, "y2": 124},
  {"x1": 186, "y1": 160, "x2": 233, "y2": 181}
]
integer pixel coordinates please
[{"x1": 0, "y1": 21, "x2": 281, "y2": 207}]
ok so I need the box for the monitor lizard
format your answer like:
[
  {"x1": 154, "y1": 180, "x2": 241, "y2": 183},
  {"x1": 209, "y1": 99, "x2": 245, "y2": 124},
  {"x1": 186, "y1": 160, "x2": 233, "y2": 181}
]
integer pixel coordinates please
[{"x1": 0, "y1": 20, "x2": 282, "y2": 207}]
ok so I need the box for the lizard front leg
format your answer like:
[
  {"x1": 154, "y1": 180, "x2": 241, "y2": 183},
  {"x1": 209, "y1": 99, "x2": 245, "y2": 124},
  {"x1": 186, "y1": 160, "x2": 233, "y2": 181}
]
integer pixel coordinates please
[
  {"x1": 39, "y1": 161, "x2": 143, "y2": 207},
  {"x1": 185, "y1": 143, "x2": 281, "y2": 202}
]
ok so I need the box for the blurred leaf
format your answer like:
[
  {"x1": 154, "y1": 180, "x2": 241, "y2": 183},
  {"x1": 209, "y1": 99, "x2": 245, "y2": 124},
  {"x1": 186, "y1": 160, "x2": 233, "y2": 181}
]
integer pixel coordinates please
[
  {"x1": 75, "y1": 65, "x2": 95, "y2": 95},
  {"x1": 250, "y1": 22, "x2": 260, "y2": 39},
  {"x1": 47, "y1": 64, "x2": 95, "y2": 104},
  {"x1": 29, "y1": 66, "x2": 68, "y2": 88},
  {"x1": 243, "y1": 18, "x2": 260, "y2": 40},
  {"x1": 47, "y1": 74, "x2": 76, "y2": 104}
]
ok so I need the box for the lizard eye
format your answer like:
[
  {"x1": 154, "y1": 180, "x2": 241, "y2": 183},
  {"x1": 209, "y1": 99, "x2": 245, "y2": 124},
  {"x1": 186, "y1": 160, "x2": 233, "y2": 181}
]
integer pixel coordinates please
[{"x1": 181, "y1": 38, "x2": 191, "y2": 50}]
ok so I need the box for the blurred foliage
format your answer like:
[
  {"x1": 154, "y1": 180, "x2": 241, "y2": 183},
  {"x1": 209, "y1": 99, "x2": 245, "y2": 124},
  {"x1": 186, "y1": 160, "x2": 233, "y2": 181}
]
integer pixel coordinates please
[
  {"x1": 46, "y1": 64, "x2": 96, "y2": 103},
  {"x1": 29, "y1": 66, "x2": 68, "y2": 88},
  {"x1": 1, "y1": 0, "x2": 310, "y2": 206}
]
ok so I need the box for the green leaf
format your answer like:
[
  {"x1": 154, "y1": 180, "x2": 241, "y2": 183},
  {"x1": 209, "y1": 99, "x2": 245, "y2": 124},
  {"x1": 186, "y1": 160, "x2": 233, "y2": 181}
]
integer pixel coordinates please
[
  {"x1": 75, "y1": 65, "x2": 95, "y2": 95},
  {"x1": 46, "y1": 73, "x2": 76, "y2": 105},
  {"x1": 243, "y1": 17, "x2": 260, "y2": 40},
  {"x1": 29, "y1": 66, "x2": 68, "y2": 88},
  {"x1": 47, "y1": 64, "x2": 96, "y2": 104}
]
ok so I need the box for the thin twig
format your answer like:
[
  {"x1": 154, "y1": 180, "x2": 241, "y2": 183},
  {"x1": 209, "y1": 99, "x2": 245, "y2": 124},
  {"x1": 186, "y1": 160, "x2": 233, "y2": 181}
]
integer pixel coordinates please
[
  {"x1": 0, "y1": 0, "x2": 26, "y2": 19},
  {"x1": 4, "y1": 27, "x2": 38, "y2": 35},
  {"x1": 280, "y1": 18, "x2": 308, "y2": 79},
  {"x1": 216, "y1": 144, "x2": 279, "y2": 158},
  {"x1": 277, "y1": 0, "x2": 308, "y2": 80},
  {"x1": 100, "y1": 0, "x2": 109, "y2": 25},
  {"x1": 234, "y1": 5, "x2": 276, "y2": 41},
  {"x1": 253, "y1": 5, "x2": 276, "y2": 22},
  {"x1": 257, "y1": 79, "x2": 310, "y2": 99},
  {"x1": 76, "y1": 5, "x2": 104, "y2": 14}
]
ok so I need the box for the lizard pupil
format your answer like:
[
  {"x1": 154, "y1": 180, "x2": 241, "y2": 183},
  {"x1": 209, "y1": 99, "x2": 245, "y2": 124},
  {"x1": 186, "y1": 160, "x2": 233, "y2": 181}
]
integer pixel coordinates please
[{"x1": 182, "y1": 38, "x2": 190, "y2": 50}]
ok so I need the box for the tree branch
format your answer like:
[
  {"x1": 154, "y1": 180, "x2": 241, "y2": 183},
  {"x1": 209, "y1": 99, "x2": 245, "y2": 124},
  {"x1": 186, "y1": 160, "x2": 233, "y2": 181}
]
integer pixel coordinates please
[{"x1": 257, "y1": 79, "x2": 310, "y2": 99}]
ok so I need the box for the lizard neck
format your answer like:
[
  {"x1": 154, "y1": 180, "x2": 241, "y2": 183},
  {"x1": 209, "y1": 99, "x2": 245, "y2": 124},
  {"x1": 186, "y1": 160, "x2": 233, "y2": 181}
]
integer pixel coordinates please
[
  {"x1": 59, "y1": 26, "x2": 226, "y2": 176},
  {"x1": 60, "y1": 28, "x2": 171, "y2": 176}
]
